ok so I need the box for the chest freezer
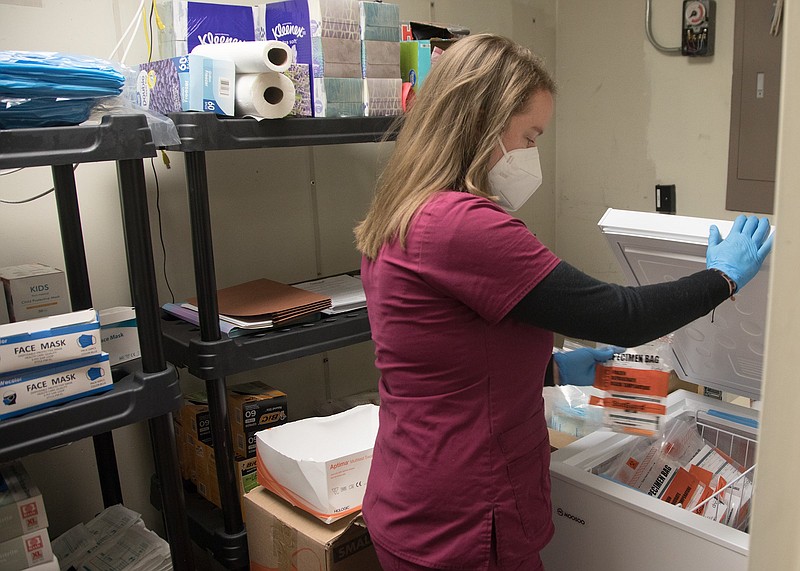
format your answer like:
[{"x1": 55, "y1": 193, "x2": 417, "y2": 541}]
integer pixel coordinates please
[{"x1": 541, "y1": 208, "x2": 772, "y2": 571}]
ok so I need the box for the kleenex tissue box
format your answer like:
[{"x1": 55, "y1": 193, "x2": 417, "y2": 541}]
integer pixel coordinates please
[
  {"x1": 99, "y1": 307, "x2": 140, "y2": 366},
  {"x1": 137, "y1": 54, "x2": 235, "y2": 116}
]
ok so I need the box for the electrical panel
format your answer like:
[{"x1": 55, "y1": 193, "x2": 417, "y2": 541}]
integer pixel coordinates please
[{"x1": 682, "y1": 0, "x2": 715, "y2": 57}]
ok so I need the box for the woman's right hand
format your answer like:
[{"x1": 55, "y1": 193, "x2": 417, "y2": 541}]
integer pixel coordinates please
[{"x1": 706, "y1": 214, "x2": 774, "y2": 293}]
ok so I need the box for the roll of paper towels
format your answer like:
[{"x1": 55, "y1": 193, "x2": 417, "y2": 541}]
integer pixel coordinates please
[
  {"x1": 191, "y1": 40, "x2": 293, "y2": 73},
  {"x1": 235, "y1": 72, "x2": 296, "y2": 119}
]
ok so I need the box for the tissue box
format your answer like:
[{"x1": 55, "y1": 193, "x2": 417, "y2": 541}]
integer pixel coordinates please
[
  {"x1": 359, "y1": 1, "x2": 401, "y2": 42},
  {"x1": 0, "y1": 353, "x2": 112, "y2": 420},
  {"x1": 245, "y1": 486, "x2": 380, "y2": 570},
  {"x1": 315, "y1": 77, "x2": 365, "y2": 117},
  {"x1": 361, "y1": 40, "x2": 400, "y2": 78},
  {"x1": 320, "y1": 0, "x2": 360, "y2": 39},
  {"x1": 316, "y1": 37, "x2": 363, "y2": 78},
  {"x1": 99, "y1": 307, "x2": 140, "y2": 366},
  {"x1": 0, "y1": 264, "x2": 69, "y2": 323},
  {"x1": 256, "y1": 404, "x2": 378, "y2": 523},
  {"x1": 156, "y1": 0, "x2": 257, "y2": 57},
  {"x1": 365, "y1": 78, "x2": 402, "y2": 116},
  {"x1": 0, "y1": 461, "x2": 48, "y2": 544},
  {"x1": 0, "y1": 309, "x2": 100, "y2": 374},
  {"x1": 400, "y1": 40, "x2": 431, "y2": 93},
  {"x1": 0, "y1": 528, "x2": 53, "y2": 570},
  {"x1": 136, "y1": 55, "x2": 235, "y2": 116},
  {"x1": 284, "y1": 63, "x2": 313, "y2": 116}
]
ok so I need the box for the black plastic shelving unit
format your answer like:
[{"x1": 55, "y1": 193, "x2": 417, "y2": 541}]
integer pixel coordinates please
[
  {"x1": 160, "y1": 112, "x2": 398, "y2": 570},
  {"x1": 0, "y1": 114, "x2": 194, "y2": 571}
]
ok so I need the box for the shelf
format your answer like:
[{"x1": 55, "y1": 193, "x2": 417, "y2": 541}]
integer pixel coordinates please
[
  {"x1": 151, "y1": 477, "x2": 248, "y2": 571},
  {"x1": 165, "y1": 112, "x2": 399, "y2": 152},
  {"x1": 161, "y1": 309, "x2": 371, "y2": 380},
  {"x1": 0, "y1": 361, "x2": 182, "y2": 463},
  {"x1": 0, "y1": 114, "x2": 157, "y2": 168}
]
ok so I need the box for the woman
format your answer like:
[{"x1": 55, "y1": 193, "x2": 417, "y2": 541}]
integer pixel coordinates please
[{"x1": 354, "y1": 34, "x2": 772, "y2": 571}]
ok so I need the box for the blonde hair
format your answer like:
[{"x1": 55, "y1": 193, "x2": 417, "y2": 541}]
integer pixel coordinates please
[{"x1": 354, "y1": 34, "x2": 556, "y2": 260}]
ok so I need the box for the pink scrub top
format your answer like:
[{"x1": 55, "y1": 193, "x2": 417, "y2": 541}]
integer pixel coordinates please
[{"x1": 360, "y1": 191, "x2": 561, "y2": 570}]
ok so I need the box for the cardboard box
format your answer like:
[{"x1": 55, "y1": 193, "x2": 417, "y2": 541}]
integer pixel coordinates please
[
  {"x1": 0, "y1": 528, "x2": 53, "y2": 570},
  {"x1": 256, "y1": 404, "x2": 378, "y2": 523},
  {"x1": 179, "y1": 396, "x2": 212, "y2": 444},
  {"x1": 0, "y1": 264, "x2": 69, "y2": 323},
  {"x1": 228, "y1": 381, "x2": 288, "y2": 458},
  {"x1": 400, "y1": 40, "x2": 431, "y2": 93},
  {"x1": 0, "y1": 461, "x2": 48, "y2": 544},
  {"x1": 0, "y1": 309, "x2": 100, "y2": 374},
  {"x1": 136, "y1": 54, "x2": 236, "y2": 116},
  {"x1": 98, "y1": 307, "x2": 140, "y2": 366},
  {"x1": 245, "y1": 486, "x2": 380, "y2": 571},
  {"x1": 196, "y1": 441, "x2": 259, "y2": 510},
  {"x1": 0, "y1": 353, "x2": 112, "y2": 420}
]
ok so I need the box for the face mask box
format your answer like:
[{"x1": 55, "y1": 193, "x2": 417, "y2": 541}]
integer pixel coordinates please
[
  {"x1": 0, "y1": 264, "x2": 69, "y2": 323},
  {"x1": 256, "y1": 404, "x2": 379, "y2": 523},
  {"x1": 0, "y1": 353, "x2": 111, "y2": 420},
  {"x1": 0, "y1": 309, "x2": 100, "y2": 375},
  {"x1": 99, "y1": 307, "x2": 140, "y2": 366},
  {"x1": 136, "y1": 55, "x2": 236, "y2": 116},
  {"x1": 244, "y1": 486, "x2": 380, "y2": 571},
  {"x1": 0, "y1": 460, "x2": 48, "y2": 544},
  {"x1": 0, "y1": 528, "x2": 54, "y2": 570}
]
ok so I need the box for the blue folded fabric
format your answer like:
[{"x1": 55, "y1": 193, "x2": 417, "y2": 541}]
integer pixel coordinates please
[
  {"x1": 0, "y1": 97, "x2": 98, "y2": 129},
  {"x1": 0, "y1": 51, "x2": 124, "y2": 98}
]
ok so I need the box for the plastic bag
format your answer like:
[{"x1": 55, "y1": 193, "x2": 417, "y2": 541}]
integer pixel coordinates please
[
  {"x1": 543, "y1": 384, "x2": 604, "y2": 438},
  {"x1": 590, "y1": 337, "x2": 675, "y2": 437}
]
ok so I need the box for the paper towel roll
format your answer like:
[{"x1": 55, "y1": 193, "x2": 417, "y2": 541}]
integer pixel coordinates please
[
  {"x1": 191, "y1": 41, "x2": 293, "y2": 73},
  {"x1": 235, "y1": 72, "x2": 296, "y2": 119}
]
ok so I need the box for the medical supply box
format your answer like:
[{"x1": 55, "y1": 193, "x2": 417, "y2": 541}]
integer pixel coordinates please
[
  {"x1": 0, "y1": 528, "x2": 53, "y2": 570},
  {"x1": 136, "y1": 54, "x2": 235, "y2": 116},
  {"x1": 0, "y1": 353, "x2": 111, "y2": 420},
  {"x1": 256, "y1": 404, "x2": 379, "y2": 523},
  {"x1": 244, "y1": 486, "x2": 380, "y2": 571},
  {"x1": 0, "y1": 264, "x2": 69, "y2": 323},
  {"x1": 99, "y1": 306, "x2": 140, "y2": 366},
  {"x1": 0, "y1": 461, "x2": 48, "y2": 544},
  {"x1": 542, "y1": 209, "x2": 773, "y2": 571},
  {"x1": 228, "y1": 381, "x2": 288, "y2": 459},
  {"x1": 0, "y1": 309, "x2": 100, "y2": 374}
]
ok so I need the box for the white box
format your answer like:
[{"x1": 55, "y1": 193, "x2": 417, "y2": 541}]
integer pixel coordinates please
[
  {"x1": 256, "y1": 404, "x2": 379, "y2": 523},
  {"x1": 99, "y1": 307, "x2": 140, "y2": 366},
  {"x1": 0, "y1": 461, "x2": 48, "y2": 544},
  {"x1": 0, "y1": 264, "x2": 69, "y2": 323},
  {"x1": 0, "y1": 528, "x2": 53, "y2": 570},
  {"x1": 0, "y1": 353, "x2": 112, "y2": 420},
  {"x1": 0, "y1": 309, "x2": 100, "y2": 374}
]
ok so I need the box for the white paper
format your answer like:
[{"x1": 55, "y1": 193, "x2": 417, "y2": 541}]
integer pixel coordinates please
[
  {"x1": 191, "y1": 40, "x2": 293, "y2": 73},
  {"x1": 235, "y1": 72, "x2": 296, "y2": 119}
]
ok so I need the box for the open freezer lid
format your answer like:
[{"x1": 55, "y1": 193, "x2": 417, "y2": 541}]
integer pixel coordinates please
[{"x1": 598, "y1": 208, "x2": 772, "y2": 400}]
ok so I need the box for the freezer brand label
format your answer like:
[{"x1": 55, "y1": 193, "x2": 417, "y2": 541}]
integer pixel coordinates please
[{"x1": 556, "y1": 507, "x2": 586, "y2": 525}]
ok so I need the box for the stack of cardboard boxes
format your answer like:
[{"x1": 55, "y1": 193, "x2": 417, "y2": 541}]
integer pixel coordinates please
[
  {"x1": 175, "y1": 381, "x2": 288, "y2": 510},
  {"x1": 0, "y1": 460, "x2": 57, "y2": 571}
]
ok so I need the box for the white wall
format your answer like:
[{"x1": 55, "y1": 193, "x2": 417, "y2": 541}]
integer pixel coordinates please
[{"x1": 556, "y1": 0, "x2": 738, "y2": 283}]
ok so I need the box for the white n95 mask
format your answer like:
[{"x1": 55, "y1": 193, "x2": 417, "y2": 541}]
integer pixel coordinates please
[{"x1": 487, "y1": 140, "x2": 543, "y2": 211}]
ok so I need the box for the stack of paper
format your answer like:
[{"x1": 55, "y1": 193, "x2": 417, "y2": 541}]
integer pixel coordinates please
[
  {"x1": 163, "y1": 278, "x2": 333, "y2": 338},
  {"x1": 52, "y1": 504, "x2": 172, "y2": 571},
  {"x1": 294, "y1": 274, "x2": 366, "y2": 315},
  {"x1": 191, "y1": 278, "x2": 331, "y2": 326}
]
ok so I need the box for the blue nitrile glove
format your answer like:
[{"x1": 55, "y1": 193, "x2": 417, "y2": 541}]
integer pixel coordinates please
[
  {"x1": 553, "y1": 346, "x2": 626, "y2": 386},
  {"x1": 706, "y1": 214, "x2": 774, "y2": 294}
]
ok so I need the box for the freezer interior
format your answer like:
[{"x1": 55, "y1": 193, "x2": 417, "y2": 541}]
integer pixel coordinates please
[{"x1": 542, "y1": 209, "x2": 772, "y2": 571}]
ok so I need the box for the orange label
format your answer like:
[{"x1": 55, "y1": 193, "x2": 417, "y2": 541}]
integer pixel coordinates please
[
  {"x1": 594, "y1": 365, "x2": 670, "y2": 396},
  {"x1": 589, "y1": 395, "x2": 667, "y2": 415}
]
